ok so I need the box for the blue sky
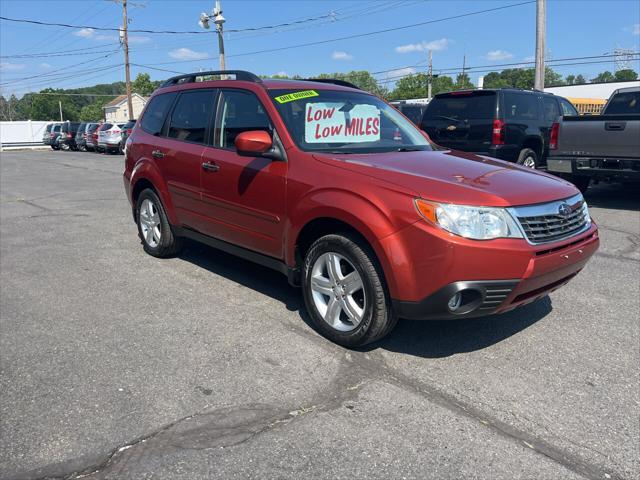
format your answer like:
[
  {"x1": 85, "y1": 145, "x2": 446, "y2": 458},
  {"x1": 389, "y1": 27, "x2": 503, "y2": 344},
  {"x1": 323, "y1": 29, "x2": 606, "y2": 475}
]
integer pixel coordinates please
[{"x1": 1, "y1": 0, "x2": 639, "y2": 97}]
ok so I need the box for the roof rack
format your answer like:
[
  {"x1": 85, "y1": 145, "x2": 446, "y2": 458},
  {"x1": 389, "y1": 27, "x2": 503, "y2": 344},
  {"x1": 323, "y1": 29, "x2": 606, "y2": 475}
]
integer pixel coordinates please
[
  {"x1": 303, "y1": 78, "x2": 361, "y2": 90},
  {"x1": 160, "y1": 70, "x2": 262, "y2": 88}
]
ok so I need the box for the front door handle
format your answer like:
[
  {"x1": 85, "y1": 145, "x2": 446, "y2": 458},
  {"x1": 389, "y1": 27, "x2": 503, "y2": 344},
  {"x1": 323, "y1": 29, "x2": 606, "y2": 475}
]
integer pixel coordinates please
[
  {"x1": 605, "y1": 122, "x2": 625, "y2": 131},
  {"x1": 152, "y1": 150, "x2": 165, "y2": 159},
  {"x1": 202, "y1": 162, "x2": 220, "y2": 172}
]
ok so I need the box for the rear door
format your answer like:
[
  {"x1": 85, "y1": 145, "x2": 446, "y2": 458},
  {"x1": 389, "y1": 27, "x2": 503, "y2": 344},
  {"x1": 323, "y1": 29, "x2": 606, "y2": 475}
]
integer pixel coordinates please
[
  {"x1": 420, "y1": 91, "x2": 497, "y2": 152},
  {"x1": 199, "y1": 88, "x2": 287, "y2": 258}
]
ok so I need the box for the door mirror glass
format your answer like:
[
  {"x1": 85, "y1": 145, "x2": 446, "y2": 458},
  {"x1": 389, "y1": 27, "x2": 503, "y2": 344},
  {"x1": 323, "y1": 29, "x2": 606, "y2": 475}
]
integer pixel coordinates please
[{"x1": 235, "y1": 130, "x2": 273, "y2": 156}]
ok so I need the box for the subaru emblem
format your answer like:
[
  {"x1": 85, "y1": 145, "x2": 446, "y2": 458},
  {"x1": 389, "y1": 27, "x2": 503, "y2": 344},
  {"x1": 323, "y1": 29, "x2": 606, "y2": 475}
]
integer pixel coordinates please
[{"x1": 558, "y1": 203, "x2": 572, "y2": 217}]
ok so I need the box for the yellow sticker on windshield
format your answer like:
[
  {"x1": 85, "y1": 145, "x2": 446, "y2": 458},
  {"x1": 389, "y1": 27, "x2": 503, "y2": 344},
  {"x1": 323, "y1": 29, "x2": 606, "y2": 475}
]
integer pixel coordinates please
[{"x1": 274, "y1": 90, "x2": 319, "y2": 104}]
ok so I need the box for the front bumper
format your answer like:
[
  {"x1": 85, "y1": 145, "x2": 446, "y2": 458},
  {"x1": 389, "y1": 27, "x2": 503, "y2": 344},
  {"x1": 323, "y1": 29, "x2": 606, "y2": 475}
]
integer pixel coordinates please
[{"x1": 381, "y1": 218, "x2": 599, "y2": 320}]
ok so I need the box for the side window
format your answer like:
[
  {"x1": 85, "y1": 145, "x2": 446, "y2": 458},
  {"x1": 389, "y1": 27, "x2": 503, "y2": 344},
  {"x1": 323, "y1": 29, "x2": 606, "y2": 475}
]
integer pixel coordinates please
[
  {"x1": 559, "y1": 98, "x2": 578, "y2": 116},
  {"x1": 140, "y1": 92, "x2": 177, "y2": 136},
  {"x1": 603, "y1": 92, "x2": 640, "y2": 114},
  {"x1": 215, "y1": 89, "x2": 273, "y2": 149},
  {"x1": 503, "y1": 92, "x2": 540, "y2": 121},
  {"x1": 542, "y1": 96, "x2": 560, "y2": 122},
  {"x1": 167, "y1": 90, "x2": 215, "y2": 144}
]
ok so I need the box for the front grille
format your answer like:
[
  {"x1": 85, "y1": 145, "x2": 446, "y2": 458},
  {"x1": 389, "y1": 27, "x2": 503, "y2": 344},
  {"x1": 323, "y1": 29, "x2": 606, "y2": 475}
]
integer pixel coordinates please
[{"x1": 512, "y1": 195, "x2": 589, "y2": 244}]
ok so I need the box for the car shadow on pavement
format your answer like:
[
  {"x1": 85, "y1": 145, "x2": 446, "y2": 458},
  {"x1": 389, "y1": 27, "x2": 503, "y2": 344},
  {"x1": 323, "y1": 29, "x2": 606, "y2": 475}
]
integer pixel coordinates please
[
  {"x1": 583, "y1": 182, "x2": 639, "y2": 211},
  {"x1": 178, "y1": 239, "x2": 552, "y2": 358}
]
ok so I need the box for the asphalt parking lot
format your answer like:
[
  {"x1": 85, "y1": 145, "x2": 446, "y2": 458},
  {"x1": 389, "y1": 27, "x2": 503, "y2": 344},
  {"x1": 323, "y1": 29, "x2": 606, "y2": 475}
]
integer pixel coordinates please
[{"x1": 0, "y1": 149, "x2": 638, "y2": 480}]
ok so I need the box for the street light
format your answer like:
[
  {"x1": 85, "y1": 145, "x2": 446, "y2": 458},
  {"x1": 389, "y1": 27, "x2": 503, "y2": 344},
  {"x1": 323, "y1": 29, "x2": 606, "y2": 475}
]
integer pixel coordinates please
[{"x1": 199, "y1": 1, "x2": 226, "y2": 71}]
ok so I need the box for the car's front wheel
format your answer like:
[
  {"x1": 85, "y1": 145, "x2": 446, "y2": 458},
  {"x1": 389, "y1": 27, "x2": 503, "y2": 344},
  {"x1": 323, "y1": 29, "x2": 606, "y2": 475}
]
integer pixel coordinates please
[
  {"x1": 302, "y1": 233, "x2": 397, "y2": 347},
  {"x1": 136, "y1": 189, "x2": 182, "y2": 257}
]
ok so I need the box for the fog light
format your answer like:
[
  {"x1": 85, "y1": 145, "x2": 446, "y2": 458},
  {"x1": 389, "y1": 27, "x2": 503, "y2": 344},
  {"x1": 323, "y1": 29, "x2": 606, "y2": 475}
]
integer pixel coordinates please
[{"x1": 448, "y1": 292, "x2": 462, "y2": 312}]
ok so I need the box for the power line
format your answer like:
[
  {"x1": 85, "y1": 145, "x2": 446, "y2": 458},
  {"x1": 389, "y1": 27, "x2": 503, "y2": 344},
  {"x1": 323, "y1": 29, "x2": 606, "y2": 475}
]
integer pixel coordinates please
[
  {"x1": 137, "y1": 1, "x2": 535, "y2": 67},
  {"x1": 1, "y1": 44, "x2": 120, "y2": 59},
  {"x1": 0, "y1": 12, "x2": 337, "y2": 35}
]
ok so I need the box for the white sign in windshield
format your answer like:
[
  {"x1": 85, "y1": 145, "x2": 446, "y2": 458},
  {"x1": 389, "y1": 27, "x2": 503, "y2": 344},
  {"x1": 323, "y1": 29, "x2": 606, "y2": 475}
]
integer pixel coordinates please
[{"x1": 304, "y1": 102, "x2": 380, "y2": 143}]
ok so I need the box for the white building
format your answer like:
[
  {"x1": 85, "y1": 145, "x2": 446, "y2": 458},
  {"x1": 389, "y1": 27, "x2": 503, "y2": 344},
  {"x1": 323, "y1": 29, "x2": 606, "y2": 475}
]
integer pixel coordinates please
[
  {"x1": 544, "y1": 80, "x2": 640, "y2": 100},
  {"x1": 103, "y1": 93, "x2": 148, "y2": 122}
]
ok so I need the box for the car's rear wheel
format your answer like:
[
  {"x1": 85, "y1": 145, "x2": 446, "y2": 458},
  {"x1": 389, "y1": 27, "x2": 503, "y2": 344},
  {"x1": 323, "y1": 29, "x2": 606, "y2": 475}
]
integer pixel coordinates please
[
  {"x1": 136, "y1": 189, "x2": 182, "y2": 257},
  {"x1": 60, "y1": 142, "x2": 70, "y2": 151},
  {"x1": 517, "y1": 148, "x2": 538, "y2": 168},
  {"x1": 302, "y1": 233, "x2": 397, "y2": 347}
]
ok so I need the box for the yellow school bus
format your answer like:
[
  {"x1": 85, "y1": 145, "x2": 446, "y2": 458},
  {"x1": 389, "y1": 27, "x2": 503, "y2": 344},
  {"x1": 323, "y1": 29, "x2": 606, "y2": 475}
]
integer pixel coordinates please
[{"x1": 567, "y1": 97, "x2": 607, "y2": 115}]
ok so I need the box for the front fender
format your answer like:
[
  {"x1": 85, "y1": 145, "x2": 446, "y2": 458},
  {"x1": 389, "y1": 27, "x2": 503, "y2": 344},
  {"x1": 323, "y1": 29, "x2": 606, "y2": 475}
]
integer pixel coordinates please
[
  {"x1": 129, "y1": 159, "x2": 179, "y2": 225},
  {"x1": 287, "y1": 188, "x2": 417, "y2": 299}
]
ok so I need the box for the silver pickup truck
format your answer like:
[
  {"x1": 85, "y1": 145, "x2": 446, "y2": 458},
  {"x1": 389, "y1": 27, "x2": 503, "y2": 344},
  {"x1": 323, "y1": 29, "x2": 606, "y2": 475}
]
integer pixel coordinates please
[{"x1": 547, "y1": 86, "x2": 640, "y2": 192}]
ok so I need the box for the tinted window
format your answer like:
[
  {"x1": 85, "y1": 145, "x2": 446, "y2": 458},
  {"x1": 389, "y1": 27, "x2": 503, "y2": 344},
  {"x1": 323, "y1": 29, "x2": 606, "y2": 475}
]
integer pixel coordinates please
[
  {"x1": 503, "y1": 92, "x2": 540, "y2": 121},
  {"x1": 423, "y1": 92, "x2": 497, "y2": 122},
  {"x1": 87, "y1": 124, "x2": 99, "y2": 133},
  {"x1": 604, "y1": 91, "x2": 640, "y2": 114},
  {"x1": 141, "y1": 92, "x2": 177, "y2": 136},
  {"x1": 167, "y1": 90, "x2": 214, "y2": 144},
  {"x1": 53, "y1": 125, "x2": 61, "y2": 132},
  {"x1": 216, "y1": 90, "x2": 273, "y2": 149},
  {"x1": 101, "y1": 123, "x2": 113, "y2": 131},
  {"x1": 559, "y1": 98, "x2": 578, "y2": 116},
  {"x1": 399, "y1": 105, "x2": 424, "y2": 125},
  {"x1": 542, "y1": 96, "x2": 560, "y2": 122},
  {"x1": 46, "y1": 124, "x2": 52, "y2": 132}
]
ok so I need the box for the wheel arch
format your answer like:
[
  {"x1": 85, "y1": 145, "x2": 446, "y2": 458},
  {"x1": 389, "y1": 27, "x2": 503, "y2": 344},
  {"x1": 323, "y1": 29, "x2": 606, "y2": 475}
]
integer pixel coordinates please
[{"x1": 129, "y1": 161, "x2": 178, "y2": 225}]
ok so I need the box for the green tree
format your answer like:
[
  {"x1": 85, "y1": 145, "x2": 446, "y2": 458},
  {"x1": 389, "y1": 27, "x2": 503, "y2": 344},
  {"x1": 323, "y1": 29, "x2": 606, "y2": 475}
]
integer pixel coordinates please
[
  {"x1": 545, "y1": 67, "x2": 565, "y2": 87},
  {"x1": 317, "y1": 70, "x2": 388, "y2": 97},
  {"x1": 593, "y1": 71, "x2": 615, "y2": 83},
  {"x1": 575, "y1": 74, "x2": 586, "y2": 84},
  {"x1": 454, "y1": 73, "x2": 473, "y2": 90},
  {"x1": 565, "y1": 74, "x2": 576, "y2": 85},
  {"x1": 391, "y1": 73, "x2": 428, "y2": 100},
  {"x1": 614, "y1": 69, "x2": 638, "y2": 81},
  {"x1": 132, "y1": 73, "x2": 158, "y2": 96},
  {"x1": 79, "y1": 102, "x2": 106, "y2": 121}
]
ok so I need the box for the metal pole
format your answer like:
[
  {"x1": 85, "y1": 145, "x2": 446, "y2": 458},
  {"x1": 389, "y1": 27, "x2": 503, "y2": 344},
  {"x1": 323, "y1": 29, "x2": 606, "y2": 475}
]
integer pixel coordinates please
[
  {"x1": 534, "y1": 0, "x2": 546, "y2": 90},
  {"x1": 427, "y1": 49, "x2": 433, "y2": 101},
  {"x1": 122, "y1": 0, "x2": 134, "y2": 120},
  {"x1": 215, "y1": 0, "x2": 225, "y2": 71},
  {"x1": 59, "y1": 100, "x2": 63, "y2": 121}
]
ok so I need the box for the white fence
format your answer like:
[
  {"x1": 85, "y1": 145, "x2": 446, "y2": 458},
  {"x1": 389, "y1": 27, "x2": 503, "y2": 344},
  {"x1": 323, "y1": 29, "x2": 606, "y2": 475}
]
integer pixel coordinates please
[{"x1": 0, "y1": 121, "x2": 50, "y2": 150}]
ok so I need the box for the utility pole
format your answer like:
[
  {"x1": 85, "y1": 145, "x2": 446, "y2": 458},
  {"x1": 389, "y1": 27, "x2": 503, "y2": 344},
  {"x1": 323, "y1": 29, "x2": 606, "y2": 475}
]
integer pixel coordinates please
[
  {"x1": 427, "y1": 49, "x2": 433, "y2": 101},
  {"x1": 121, "y1": 0, "x2": 134, "y2": 121},
  {"x1": 199, "y1": 1, "x2": 226, "y2": 71},
  {"x1": 534, "y1": 0, "x2": 546, "y2": 90},
  {"x1": 59, "y1": 100, "x2": 63, "y2": 121}
]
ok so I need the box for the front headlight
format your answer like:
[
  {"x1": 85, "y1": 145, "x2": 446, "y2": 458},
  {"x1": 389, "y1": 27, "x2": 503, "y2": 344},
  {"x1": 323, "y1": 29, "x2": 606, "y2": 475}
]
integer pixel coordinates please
[{"x1": 415, "y1": 199, "x2": 523, "y2": 240}]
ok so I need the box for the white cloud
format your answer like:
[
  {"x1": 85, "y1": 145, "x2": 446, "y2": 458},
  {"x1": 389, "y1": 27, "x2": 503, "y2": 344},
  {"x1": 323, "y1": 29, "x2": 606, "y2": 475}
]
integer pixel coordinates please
[
  {"x1": 387, "y1": 67, "x2": 416, "y2": 78},
  {"x1": 395, "y1": 38, "x2": 450, "y2": 54},
  {"x1": 168, "y1": 48, "x2": 209, "y2": 60},
  {"x1": 485, "y1": 50, "x2": 514, "y2": 61},
  {"x1": 633, "y1": 23, "x2": 640, "y2": 36},
  {"x1": 273, "y1": 71, "x2": 289, "y2": 77},
  {"x1": 40, "y1": 63, "x2": 52, "y2": 69},
  {"x1": 522, "y1": 55, "x2": 535, "y2": 63},
  {"x1": 0, "y1": 62, "x2": 25, "y2": 71},
  {"x1": 73, "y1": 27, "x2": 96, "y2": 38},
  {"x1": 331, "y1": 51, "x2": 353, "y2": 61}
]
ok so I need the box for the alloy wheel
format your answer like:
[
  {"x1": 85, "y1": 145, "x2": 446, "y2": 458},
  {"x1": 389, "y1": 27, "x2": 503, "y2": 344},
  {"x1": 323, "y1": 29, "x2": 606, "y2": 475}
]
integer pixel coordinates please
[
  {"x1": 139, "y1": 199, "x2": 161, "y2": 248},
  {"x1": 310, "y1": 252, "x2": 366, "y2": 332}
]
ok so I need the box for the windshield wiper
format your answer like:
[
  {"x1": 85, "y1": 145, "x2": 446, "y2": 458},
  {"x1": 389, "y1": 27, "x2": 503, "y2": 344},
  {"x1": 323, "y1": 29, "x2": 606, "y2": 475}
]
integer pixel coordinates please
[{"x1": 436, "y1": 115, "x2": 465, "y2": 124}]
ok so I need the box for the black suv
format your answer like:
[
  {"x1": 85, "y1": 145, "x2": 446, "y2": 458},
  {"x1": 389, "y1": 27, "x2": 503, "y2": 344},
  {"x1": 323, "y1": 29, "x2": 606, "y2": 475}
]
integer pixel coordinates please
[
  {"x1": 74, "y1": 122, "x2": 89, "y2": 151},
  {"x1": 58, "y1": 121, "x2": 81, "y2": 151},
  {"x1": 119, "y1": 119, "x2": 136, "y2": 154},
  {"x1": 420, "y1": 89, "x2": 578, "y2": 168}
]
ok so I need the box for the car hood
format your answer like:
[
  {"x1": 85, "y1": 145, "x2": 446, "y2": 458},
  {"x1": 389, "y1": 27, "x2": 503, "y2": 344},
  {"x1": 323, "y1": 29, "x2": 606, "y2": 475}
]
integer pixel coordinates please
[{"x1": 313, "y1": 149, "x2": 579, "y2": 207}]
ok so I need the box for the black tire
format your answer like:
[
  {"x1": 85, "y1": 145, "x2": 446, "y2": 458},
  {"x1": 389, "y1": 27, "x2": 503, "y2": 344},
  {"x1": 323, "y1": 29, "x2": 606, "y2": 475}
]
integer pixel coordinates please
[
  {"x1": 79, "y1": 145, "x2": 87, "y2": 152},
  {"x1": 302, "y1": 233, "x2": 397, "y2": 347},
  {"x1": 516, "y1": 148, "x2": 538, "y2": 169},
  {"x1": 135, "y1": 189, "x2": 182, "y2": 258},
  {"x1": 60, "y1": 142, "x2": 70, "y2": 151},
  {"x1": 51, "y1": 144, "x2": 60, "y2": 150}
]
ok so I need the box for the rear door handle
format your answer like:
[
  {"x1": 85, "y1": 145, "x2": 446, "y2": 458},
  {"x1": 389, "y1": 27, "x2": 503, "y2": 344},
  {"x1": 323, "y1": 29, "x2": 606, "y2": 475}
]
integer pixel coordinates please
[
  {"x1": 152, "y1": 150, "x2": 165, "y2": 159},
  {"x1": 202, "y1": 162, "x2": 220, "y2": 172},
  {"x1": 605, "y1": 122, "x2": 625, "y2": 131}
]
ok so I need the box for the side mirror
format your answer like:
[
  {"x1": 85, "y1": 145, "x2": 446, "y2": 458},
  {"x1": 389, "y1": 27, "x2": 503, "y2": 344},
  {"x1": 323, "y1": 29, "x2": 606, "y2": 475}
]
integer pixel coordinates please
[{"x1": 235, "y1": 130, "x2": 273, "y2": 157}]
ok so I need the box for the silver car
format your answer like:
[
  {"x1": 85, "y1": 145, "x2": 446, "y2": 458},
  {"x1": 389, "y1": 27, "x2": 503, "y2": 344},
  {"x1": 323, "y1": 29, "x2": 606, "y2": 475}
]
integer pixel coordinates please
[{"x1": 97, "y1": 123, "x2": 125, "y2": 153}]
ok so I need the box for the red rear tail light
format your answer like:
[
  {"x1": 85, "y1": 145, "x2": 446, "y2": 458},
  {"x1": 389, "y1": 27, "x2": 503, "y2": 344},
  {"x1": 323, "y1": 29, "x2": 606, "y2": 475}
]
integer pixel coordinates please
[
  {"x1": 491, "y1": 119, "x2": 505, "y2": 146},
  {"x1": 550, "y1": 122, "x2": 559, "y2": 150},
  {"x1": 67, "y1": 133, "x2": 72, "y2": 138},
  {"x1": 126, "y1": 129, "x2": 132, "y2": 135}
]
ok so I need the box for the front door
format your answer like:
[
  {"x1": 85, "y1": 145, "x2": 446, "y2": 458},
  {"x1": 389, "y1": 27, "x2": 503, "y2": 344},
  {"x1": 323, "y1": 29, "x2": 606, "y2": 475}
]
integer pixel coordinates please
[{"x1": 199, "y1": 89, "x2": 287, "y2": 259}]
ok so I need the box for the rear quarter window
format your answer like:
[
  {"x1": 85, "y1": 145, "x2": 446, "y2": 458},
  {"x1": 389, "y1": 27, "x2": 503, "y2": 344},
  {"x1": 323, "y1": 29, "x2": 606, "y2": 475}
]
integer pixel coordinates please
[
  {"x1": 502, "y1": 92, "x2": 540, "y2": 121},
  {"x1": 604, "y1": 91, "x2": 640, "y2": 114},
  {"x1": 140, "y1": 92, "x2": 177, "y2": 136}
]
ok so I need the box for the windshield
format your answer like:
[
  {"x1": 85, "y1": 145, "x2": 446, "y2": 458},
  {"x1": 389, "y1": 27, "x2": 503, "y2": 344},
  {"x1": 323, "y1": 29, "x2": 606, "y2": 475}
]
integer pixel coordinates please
[{"x1": 268, "y1": 89, "x2": 431, "y2": 153}]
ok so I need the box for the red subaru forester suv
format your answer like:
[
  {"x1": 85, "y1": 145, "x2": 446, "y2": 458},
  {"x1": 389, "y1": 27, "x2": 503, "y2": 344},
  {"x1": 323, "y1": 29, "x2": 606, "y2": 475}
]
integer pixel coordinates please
[{"x1": 123, "y1": 70, "x2": 599, "y2": 347}]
